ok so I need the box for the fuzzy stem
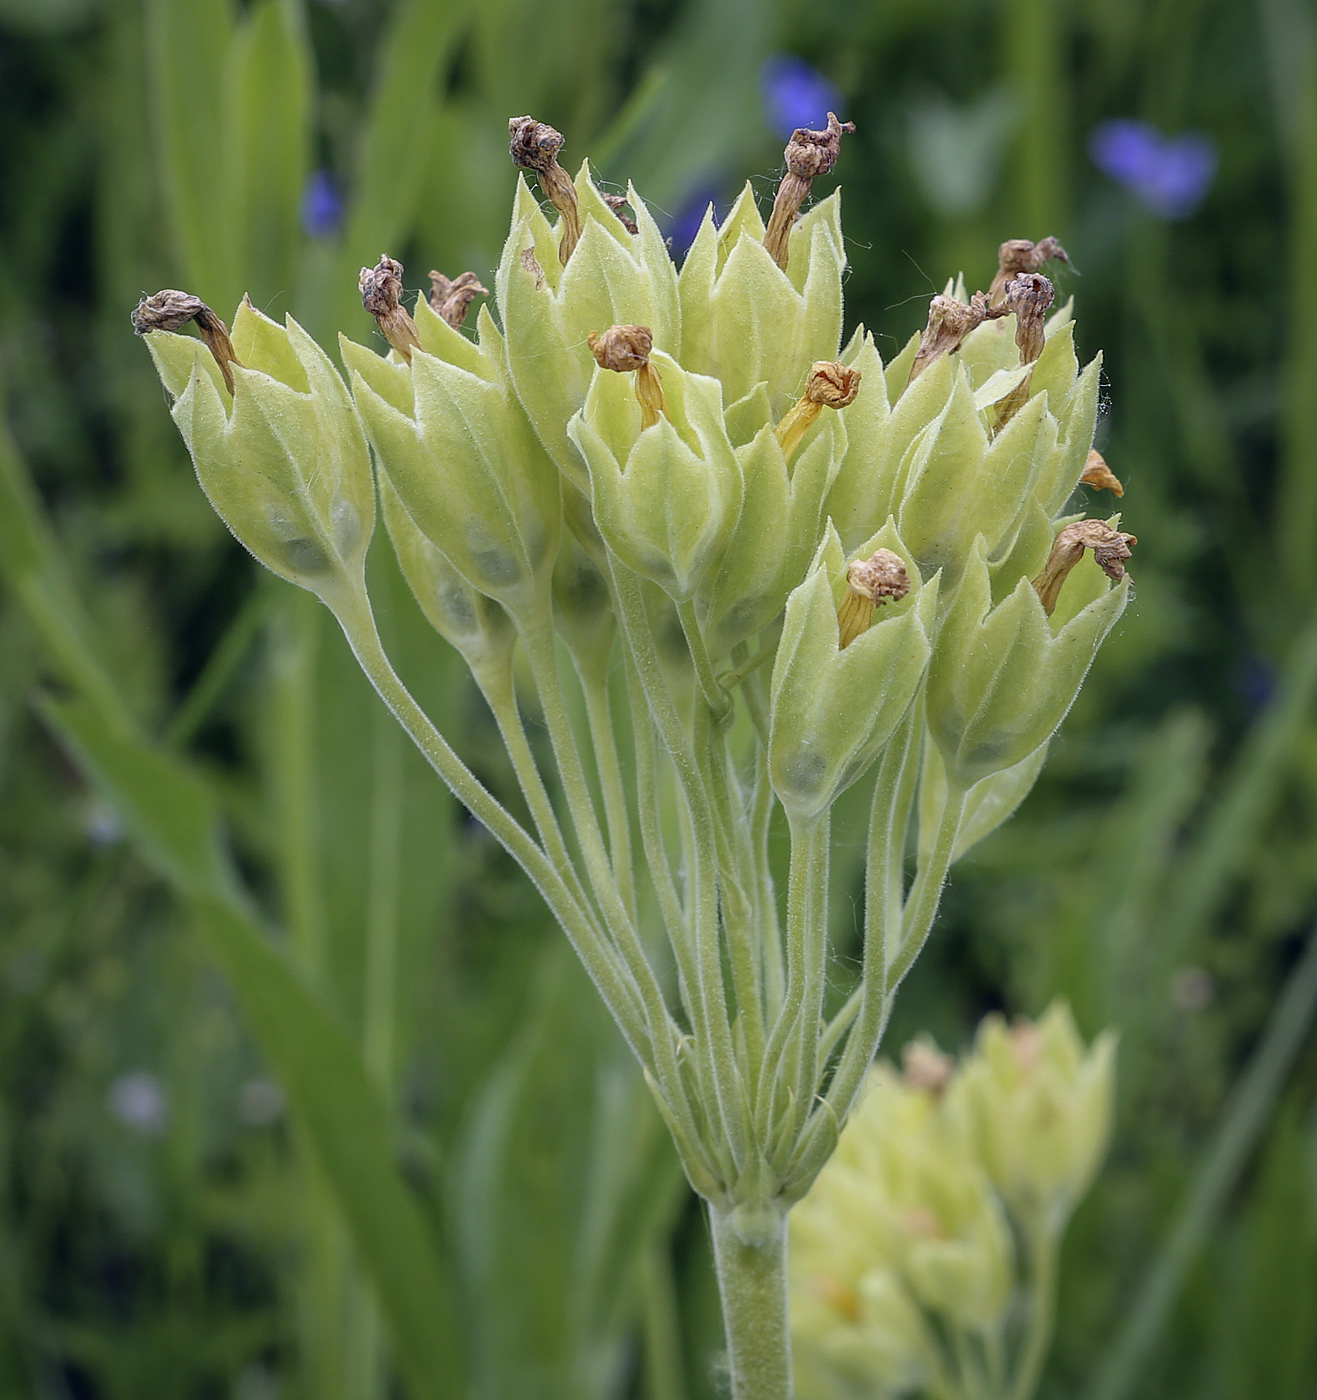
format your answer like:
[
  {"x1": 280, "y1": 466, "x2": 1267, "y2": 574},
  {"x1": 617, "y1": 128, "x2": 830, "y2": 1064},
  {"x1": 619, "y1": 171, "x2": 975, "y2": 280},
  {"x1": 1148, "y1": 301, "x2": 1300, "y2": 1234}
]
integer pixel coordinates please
[
  {"x1": 1009, "y1": 1224, "x2": 1058, "y2": 1400},
  {"x1": 609, "y1": 560, "x2": 747, "y2": 1170},
  {"x1": 580, "y1": 665, "x2": 638, "y2": 919},
  {"x1": 327, "y1": 584, "x2": 652, "y2": 1064},
  {"x1": 709, "y1": 1206, "x2": 793, "y2": 1400}
]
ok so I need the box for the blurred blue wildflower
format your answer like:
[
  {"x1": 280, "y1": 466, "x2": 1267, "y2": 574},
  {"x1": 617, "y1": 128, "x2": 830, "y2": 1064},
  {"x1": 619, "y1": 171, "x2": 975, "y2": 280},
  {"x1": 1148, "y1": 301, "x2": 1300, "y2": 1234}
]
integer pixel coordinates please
[
  {"x1": 301, "y1": 169, "x2": 343, "y2": 238},
  {"x1": 107, "y1": 1071, "x2": 168, "y2": 1134},
  {"x1": 668, "y1": 178, "x2": 726, "y2": 259},
  {"x1": 1089, "y1": 120, "x2": 1216, "y2": 219},
  {"x1": 761, "y1": 55, "x2": 843, "y2": 139}
]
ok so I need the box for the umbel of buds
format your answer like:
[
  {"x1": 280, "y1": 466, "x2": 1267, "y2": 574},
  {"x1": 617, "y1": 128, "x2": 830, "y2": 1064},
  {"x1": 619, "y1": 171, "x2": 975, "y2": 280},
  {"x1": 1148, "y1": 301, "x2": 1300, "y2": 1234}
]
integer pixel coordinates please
[
  {"x1": 790, "y1": 1004, "x2": 1114, "y2": 1400},
  {"x1": 135, "y1": 110, "x2": 1133, "y2": 1400}
]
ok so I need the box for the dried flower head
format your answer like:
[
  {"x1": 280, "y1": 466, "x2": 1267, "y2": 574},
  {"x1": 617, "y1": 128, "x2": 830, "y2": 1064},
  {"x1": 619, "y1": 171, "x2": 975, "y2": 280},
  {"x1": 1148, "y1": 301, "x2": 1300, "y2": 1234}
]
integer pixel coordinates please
[
  {"x1": 131, "y1": 289, "x2": 242, "y2": 394},
  {"x1": 988, "y1": 236, "x2": 1069, "y2": 305},
  {"x1": 1032, "y1": 519, "x2": 1136, "y2": 615},
  {"x1": 427, "y1": 270, "x2": 488, "y2": 329},
  {"x1": 907, "y1": 291, "x2": 1008, "y2": 386},
  {"x1": 836, "y1": 547, "x2": 909, "y2": 648},
  {"x1": 776, "y1": 360, "x2": 862, "y2": 460},
  {"x1": 509, "y1": 115, "x2": 582, "y2": 264},
  {"x1": 763, "y1": 112, "x2": 855, "y2": 270},
  {"x1": 360, "y1": 255, "x2": 422, "y2": 363},
  {"x1": 587, "y1": 323, "x2": 667, "y2": 428},
  {"x1": 988, "y1": 272, "x2": 1056, "y2": 429}
]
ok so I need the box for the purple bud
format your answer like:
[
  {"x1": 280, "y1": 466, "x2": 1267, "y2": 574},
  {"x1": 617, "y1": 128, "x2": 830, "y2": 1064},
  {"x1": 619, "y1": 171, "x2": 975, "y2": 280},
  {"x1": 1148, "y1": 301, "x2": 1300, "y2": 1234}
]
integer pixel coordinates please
[
  {"x1": 301, "y1": 169, "x2": 344, "y2": 239},
  {"x1": 1089, "y1": 120, "x2": 1216, "y2": 220},
  {"x1": 761, "y1": 55, "x2": 843, "y2": 141}
]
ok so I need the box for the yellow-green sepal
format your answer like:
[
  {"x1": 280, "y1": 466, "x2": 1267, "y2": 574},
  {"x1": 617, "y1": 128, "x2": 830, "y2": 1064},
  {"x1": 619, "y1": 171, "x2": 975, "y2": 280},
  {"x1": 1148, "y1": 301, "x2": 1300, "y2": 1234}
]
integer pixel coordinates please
[{"x1": 769, "y1": 522, "x2": 937, "y2": 819}]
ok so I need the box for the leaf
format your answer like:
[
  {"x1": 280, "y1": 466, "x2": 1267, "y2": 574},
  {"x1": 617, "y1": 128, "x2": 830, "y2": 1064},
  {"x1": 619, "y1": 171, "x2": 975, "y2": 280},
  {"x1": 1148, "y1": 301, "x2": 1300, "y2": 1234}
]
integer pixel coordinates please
[
  {"x1": 39, "y1": 696, "x2": 464, "y2": 1400},
  {"x1": 224, "y1": 0, "x2": 312, "y2": 307},
  {"x1": 146, "y1": 0, "x2": 242, "y2": 307}
]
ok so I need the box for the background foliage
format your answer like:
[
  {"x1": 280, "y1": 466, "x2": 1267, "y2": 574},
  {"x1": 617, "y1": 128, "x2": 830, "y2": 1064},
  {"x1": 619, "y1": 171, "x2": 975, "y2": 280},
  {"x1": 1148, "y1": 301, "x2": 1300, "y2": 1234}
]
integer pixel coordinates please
[{"x1": 1, "y1": 0, "x2": 1316, "y2": 1397}]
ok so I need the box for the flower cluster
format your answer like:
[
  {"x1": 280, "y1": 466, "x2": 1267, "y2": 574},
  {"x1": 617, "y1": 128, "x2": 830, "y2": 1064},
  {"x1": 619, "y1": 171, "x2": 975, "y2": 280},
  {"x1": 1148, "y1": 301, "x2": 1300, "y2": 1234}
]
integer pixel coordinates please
[
  {"x1": 133, "y1": 113, "x2": 1134, "y2": 1400},
  {"x1": 791, "y1": 1005, "x2": 1116, "y2": 1400}
]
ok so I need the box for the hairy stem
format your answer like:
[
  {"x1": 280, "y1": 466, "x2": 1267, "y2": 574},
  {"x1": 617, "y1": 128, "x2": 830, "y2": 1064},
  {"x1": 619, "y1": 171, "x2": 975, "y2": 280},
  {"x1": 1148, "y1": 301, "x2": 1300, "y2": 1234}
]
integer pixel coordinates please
[
  {"x1": 709, "y1": 1206, "x2": 793, "y2": 1400},
  {"x1": 328, "y1": 584, "x2": 653, "y2": 1065}
]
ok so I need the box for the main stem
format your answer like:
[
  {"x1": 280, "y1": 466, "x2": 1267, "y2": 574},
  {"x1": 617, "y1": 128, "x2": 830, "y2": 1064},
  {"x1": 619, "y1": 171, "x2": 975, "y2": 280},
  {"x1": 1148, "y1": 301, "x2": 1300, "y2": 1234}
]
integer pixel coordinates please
[{"x1": 709, "y1": 1206, "x2": 793, "y2": 1400}]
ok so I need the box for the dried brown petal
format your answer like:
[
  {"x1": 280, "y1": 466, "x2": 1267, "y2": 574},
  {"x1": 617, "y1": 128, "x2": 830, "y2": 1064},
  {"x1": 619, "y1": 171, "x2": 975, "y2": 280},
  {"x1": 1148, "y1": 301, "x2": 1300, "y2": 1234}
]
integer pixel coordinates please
[
  {"x1": 906, "y1": 291, "x2": 1008, "y2": 387},
  {"x1": 427, "y1": 270, "x2": 488, "y2": 329},
  {"x1": 603, "y1": 194, "x2": 639, "y2": 235},
  {"x1": 1080, "y1": 448, "x2": 1124, "y2": 497},
  {"x1": 988, "y1": 235, "x2": 1069, "y2": 305},
  {"x1": 837, "y1": 548, "x2": 909, "y2": 648},
  {"x1": 1032, "y1": 519, "x2": 1136, "y2": 616},
  {"x1": 520, "y1": 246, "x2": 546, "y2": 290},
  {"x1": 131, "y1": 289, "x2": 242, "y2": 395},
  {"x1": 509, "y1": 114, "x2": 582, "y2": 265},
  {"x1": 360, "y1": 255, "x2": 422, "y2": 363},
  {"x1": 763, "y1": 112, "x2": 854, "y2": 270}
]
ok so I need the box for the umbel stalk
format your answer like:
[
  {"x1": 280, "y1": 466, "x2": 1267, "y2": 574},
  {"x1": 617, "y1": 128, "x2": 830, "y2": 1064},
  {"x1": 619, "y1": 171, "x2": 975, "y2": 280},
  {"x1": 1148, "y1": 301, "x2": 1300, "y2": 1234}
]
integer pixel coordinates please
[{"x1": 133, "y1": 113, "x2": 1134, "y2": 1398}]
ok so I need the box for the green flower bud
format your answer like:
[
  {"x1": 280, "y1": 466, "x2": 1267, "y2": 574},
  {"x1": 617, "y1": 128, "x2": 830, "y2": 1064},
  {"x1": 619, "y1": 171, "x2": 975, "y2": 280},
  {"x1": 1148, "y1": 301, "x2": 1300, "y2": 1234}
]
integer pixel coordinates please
[
  {"x1": 567, "y1": 350, "x2": 742, "y2": 601},
  {"x1": 927, "y1": 536, "x2": 1129, "y2": 789},
  {"x1": 697, "y1": 409, "x2": 847, "y2": 658},
  {"x1": 791, "y1": 1061, "x2": 1013, "y2": 1369},
  {"x1": 496, "y1": 168, "x2": 680, "y2": 486},
  {"x1": 550, "y1": 527, "x2": 616, "y2": 680},
  {"x1": 917, "y1": 736, "x2": 1051, "y2": 865},
  {"x1": 821, "y1": 329, "x2": 896, "y2": 553},
  {"x1": 769, "y1": 524, "x2": 937, "y2": 819},
  {"x1": 141, "y1": 297, "x2": 374, "y2": 599},
  {"x1": 342, "y1": 304, "x2": 561, "y2": 611},
  {"x1": 944, "y1": 1002, "x2": 1117, "y2": 1227},
  {"x1": 894, "y1": 367, "x2": 1056, "y2": 583},
  {"x1": 677, "y1": 185, "x2": 845, "y2": 412},
  {"x1": 379, "y1": 474, "x2": 515, "y2": 683}
]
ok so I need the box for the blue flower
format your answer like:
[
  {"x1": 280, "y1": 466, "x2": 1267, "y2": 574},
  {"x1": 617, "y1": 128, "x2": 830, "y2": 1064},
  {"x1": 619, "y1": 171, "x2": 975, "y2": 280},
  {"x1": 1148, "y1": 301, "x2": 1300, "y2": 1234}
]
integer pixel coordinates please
[
  {"x1": 667, "y1": 178, "x2": 727, "y2": 258},
  {"x1": 1089, "y1": 120, "x2": 1216, "y2": 220},
  {"x1": 761, "y1": 55, "x2": 843, "y2": 140},
  {"x1": 301, "y1": 169, "x2": 343, "y2": 239}
]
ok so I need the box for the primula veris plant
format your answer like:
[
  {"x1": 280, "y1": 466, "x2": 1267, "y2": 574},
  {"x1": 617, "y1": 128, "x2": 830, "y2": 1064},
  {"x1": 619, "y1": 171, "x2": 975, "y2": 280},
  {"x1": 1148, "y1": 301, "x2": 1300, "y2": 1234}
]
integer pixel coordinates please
[
  {"x1": 790, "y1": 1004, "x2": 1115, "y2": 1400},
  {"x1": 133, "y1": 115, "x2": 1134, "y2": 1400}
]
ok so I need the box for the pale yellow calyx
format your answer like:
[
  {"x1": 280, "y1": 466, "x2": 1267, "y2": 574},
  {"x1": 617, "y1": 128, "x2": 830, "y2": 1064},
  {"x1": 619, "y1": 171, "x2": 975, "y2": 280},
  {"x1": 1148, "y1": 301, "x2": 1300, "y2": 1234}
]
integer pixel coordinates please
[
  {"x1": 763, "y1": 111, "x2": 855, "y2": 270},
  {"x1": 1032, "y1": 519, "x2": 1136, "y2": 616},
  {"x1": 360, "y1": 255, "x2": 422, "y2": 363},
  {"x1": 987, "y1": 235, "x2": 1069, "y2": 305},
  {"x1": 509, "y1": 114, "x2": 582, "y2": 264},
  {"x1": 1081, "y1": 448, "x2": 1124, "y2": 496},
  {"x1": 131, "y1": 288, "x2": 242, "y2": 394},
  {"x1": 587, "y1": 324, "x2": 667, "y2": 428},
  {"x1": 775, "y1": 360, "x2": 861, "y2": 460},
  {"x1": 836, "y1": 547, "x2": 909, "y2": 648},
  {"x1": 427, "y1": 269, "x2": 488, "y2": 329},
  {"x1": 906, "y1": 291, "x2": 1007, "y2": 387}
]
